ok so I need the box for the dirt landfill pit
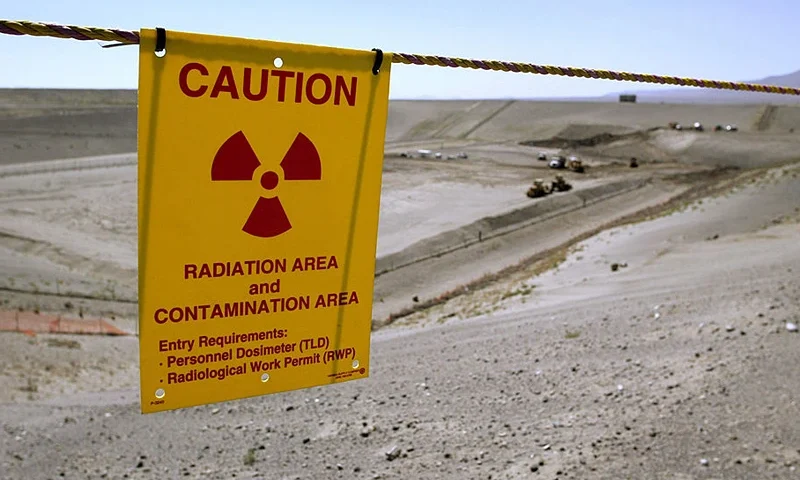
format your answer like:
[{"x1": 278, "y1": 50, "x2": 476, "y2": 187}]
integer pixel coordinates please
[{"x1": 1, "y1": 92, "x2": 800, "y2": 479}]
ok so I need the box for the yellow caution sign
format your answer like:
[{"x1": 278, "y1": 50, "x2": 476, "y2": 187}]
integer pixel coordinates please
[{"x1": 137, "y1": 28, "x2": 391, "y2": 413}]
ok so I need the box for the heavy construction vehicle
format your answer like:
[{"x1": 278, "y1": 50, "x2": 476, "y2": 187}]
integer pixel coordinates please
[
  {"x1": 566, "y1": 157, "x2": 585, "y2": 173},
  {"x1": 551, "y1": 175, "x2": 572, "y2": 192},
  {"x1": 526, "y1": 178, "x2": 552, "y2": 198}
]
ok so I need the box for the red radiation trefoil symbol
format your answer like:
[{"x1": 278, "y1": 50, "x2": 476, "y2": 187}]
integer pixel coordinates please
[{"x1": 211, "y1": 130, "x2": 322, "y2": 238}]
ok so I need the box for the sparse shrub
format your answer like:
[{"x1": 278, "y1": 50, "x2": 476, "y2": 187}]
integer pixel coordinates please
[
  {"x1": 565, "y1": 330, "x2": 581, "y2": 339},
  {"x1": 243, "y1": 448, "x2": 256, "y2": 466}
]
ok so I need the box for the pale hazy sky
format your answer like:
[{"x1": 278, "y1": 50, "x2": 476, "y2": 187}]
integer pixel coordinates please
[{"x1": 1, "y1": 0, "x2": 798, "y2": 99}]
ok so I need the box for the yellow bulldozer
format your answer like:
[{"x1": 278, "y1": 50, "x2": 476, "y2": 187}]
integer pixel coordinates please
[
  {"x1": 526, "y1": 178, "x2": 552, "y2": 198},
  {"x1": 566, "y1": 157, "x2": 585, "y2": 173},
  {"x1": 551, "y1": 175, "x2": 572, "y2": 192}
]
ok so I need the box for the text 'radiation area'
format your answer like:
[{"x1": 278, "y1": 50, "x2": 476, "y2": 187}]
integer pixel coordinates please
[{"x1": 150, "y1": 255, "x2": 362, "y2": 385}]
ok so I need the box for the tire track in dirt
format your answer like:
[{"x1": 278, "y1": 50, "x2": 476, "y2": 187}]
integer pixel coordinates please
[
  {"x1": 460, "y1": 100, "x2": 516, "y2": 139},
  {"x1": 756, "y1": 104, "x2": 778, "y2": 131}
]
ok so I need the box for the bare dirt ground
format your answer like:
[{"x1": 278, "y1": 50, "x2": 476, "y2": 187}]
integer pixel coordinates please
[{"x1": 2, "y1": 91, "x2": 800, "y2": 479}]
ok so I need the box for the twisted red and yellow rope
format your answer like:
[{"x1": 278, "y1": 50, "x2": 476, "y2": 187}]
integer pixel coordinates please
[
  {"x1": 0, "y1": 19, "x2": 139, "y2": 44},
  {"x1": 390, "y1": 53, "x2": 800, "y2": 95},
  {"x1": 2, "y1": 19, "x2": 799, "y2": 96}
]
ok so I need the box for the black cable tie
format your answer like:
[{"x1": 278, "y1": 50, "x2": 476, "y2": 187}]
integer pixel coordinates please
[
  {"x1": 155, "y1": 27, "x2": 166, "y2": 54},
  {"x1": 371, "y1": 48, "x2": 383, "y2": 75}
]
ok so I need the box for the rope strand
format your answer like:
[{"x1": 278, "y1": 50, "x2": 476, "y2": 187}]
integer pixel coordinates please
[{"x1": 2, "y1": 19, "x2": 798, "y2": 96}]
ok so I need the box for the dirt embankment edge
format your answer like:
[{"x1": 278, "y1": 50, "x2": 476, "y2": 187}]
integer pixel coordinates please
[
  {"x1": 377, "y1": 166, "x2": 753, "y2": 328},
  {"x1": 0, "y1": 154, "x2": 137, "y2": 178},
  {"x1": 375, "y1": 178, "x2": 648, "y2": 277}
]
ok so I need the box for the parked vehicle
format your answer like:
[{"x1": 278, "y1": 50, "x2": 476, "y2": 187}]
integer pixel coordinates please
[{"x1": 549, "y1": 156, "x2": 565, "y2": 169}]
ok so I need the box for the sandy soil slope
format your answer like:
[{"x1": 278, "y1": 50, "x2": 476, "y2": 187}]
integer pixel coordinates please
[
  {"x1": 0, "y1": 89, "x2": 137, "y2": 166},
  {"x1": 0, "y1": 153, "x2": 732, "y2": 328},
  {"x1": 0, "y1": 153, "x2": 546, "y2": 325},
  {"x1": 1, "y1": 154, "x2": 798, "y2": 480},
  {"x1": 0, "y1": 144, "x2": 721, "y2": 328}
]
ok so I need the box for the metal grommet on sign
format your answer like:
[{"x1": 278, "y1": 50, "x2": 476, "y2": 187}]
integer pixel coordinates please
[
  {"x1": 371, "y1": 48, "x2": 383, "y2": 75},
  {"x1": 155, "y1": 27, "x2": 166, "y2": 57}
]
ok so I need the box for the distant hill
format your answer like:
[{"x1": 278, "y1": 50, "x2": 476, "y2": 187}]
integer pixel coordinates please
[
  {"x1": 601, "y1": 69, "x2": 800, "y2": 104},
  {"x1": 0, "y1": 88, "x2": 136, "y2": 108}
]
